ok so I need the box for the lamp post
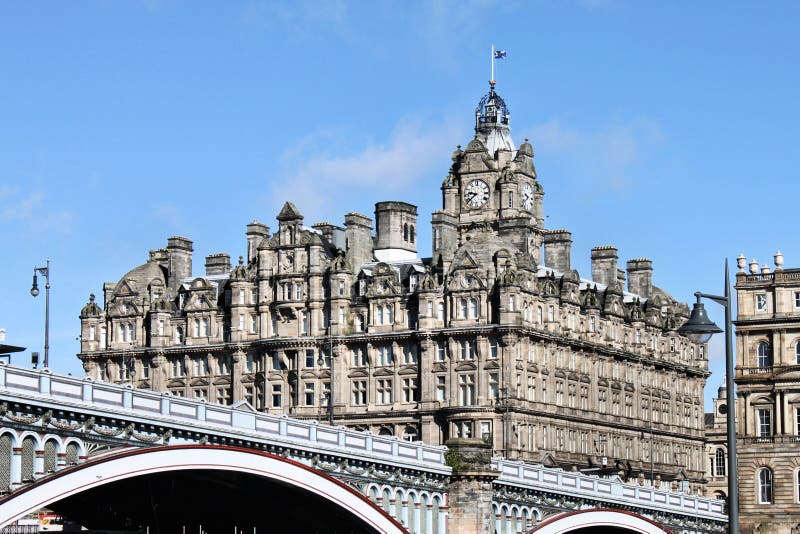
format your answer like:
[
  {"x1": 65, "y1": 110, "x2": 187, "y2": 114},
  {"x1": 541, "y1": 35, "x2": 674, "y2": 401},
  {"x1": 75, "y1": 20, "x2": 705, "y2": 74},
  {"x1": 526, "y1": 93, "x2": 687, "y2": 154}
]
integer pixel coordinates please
[
  {"x1": 30, "y1": 258, "x2": 51, "y2": 369},
  {"x1": 677, "y1": 260, "x2": 737, "y2": 534}
]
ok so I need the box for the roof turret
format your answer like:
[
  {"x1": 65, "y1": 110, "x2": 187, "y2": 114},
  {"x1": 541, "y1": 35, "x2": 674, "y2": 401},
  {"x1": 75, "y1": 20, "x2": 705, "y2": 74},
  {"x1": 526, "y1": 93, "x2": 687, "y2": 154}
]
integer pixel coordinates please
[{"x1": 474, "y1": 82, "x2": 514, "y2": 155}]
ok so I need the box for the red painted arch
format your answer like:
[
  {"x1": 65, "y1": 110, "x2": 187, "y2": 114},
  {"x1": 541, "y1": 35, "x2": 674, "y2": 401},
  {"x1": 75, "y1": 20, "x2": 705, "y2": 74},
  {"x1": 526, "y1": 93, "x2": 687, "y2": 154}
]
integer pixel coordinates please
[
  {"x1": 529, "y1": 507, "x2": 671, "y2": 533},
  {"x1": 0, "y1": 444, "x2": 408, "y2": 534}
]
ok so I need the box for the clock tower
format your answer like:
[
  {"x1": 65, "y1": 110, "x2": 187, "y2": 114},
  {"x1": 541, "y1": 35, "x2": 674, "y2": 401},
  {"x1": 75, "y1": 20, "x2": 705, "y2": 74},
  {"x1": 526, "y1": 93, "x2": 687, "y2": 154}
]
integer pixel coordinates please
[{"x1": 432, "y1": 82, "x2": 544, "y2": 274}]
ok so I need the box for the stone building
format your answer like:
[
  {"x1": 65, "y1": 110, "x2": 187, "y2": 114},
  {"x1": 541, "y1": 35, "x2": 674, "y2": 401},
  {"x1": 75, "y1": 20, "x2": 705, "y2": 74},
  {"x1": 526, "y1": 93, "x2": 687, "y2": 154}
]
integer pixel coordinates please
[
  {"x1": 77, "y1": 82, "x2": 710, "y2": 490},
  {"x1": 704, "y1": 383, "x2": 729, "y2": 502},
  {"x1": 733, "y1": 251, "x2": 800, "y2": 533}
]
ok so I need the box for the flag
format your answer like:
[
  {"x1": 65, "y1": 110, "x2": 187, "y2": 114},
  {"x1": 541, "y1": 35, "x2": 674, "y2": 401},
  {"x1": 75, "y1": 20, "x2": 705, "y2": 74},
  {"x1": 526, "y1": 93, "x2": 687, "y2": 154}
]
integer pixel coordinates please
[{"x1": 494, "y1": 49, "x2": 507, "y2": 59}]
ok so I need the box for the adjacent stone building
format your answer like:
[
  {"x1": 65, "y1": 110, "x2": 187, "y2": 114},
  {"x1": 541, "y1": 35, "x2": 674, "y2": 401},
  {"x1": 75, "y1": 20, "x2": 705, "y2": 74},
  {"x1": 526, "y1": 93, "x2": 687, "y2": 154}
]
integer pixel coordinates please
[
  {"x1": 77, "y1": 82, "x2": 710, "y2": 491},
  {"x1": 733, "y1": 252, "x2": 800, "y2": 533}
]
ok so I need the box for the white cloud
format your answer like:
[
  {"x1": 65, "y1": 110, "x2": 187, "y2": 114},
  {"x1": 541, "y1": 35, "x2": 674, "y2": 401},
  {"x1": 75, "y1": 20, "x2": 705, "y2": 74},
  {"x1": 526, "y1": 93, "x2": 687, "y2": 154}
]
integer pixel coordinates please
[
  {"x1": 240, "y1": 0, "x2": 352, "y2": 41},
  {"x1": 267, "y1": 115, "x2": 462, "y2": 223},
  {"x1": 0, "y1": 190, "x2": 74, "y2": 235},
  {"x1": 522, "y1": 116, "x2": 665, "y2": 193}
]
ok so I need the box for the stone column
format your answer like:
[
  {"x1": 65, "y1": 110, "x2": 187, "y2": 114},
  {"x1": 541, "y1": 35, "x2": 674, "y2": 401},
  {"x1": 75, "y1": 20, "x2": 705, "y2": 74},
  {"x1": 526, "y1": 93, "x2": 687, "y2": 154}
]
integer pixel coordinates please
[
  {"x1": 232, "y1": 347, "x2": 245, "y2": 402},
  {"x1": 445, "y1": 438, "x2": 499, "y2": 534}
]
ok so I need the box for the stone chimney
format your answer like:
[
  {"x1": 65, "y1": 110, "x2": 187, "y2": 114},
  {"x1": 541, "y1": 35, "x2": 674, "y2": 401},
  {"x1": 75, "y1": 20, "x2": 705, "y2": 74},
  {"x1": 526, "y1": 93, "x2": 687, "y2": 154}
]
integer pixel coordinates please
[
  {"x1": 543, "y1": 229, "x2": 572, "y2": 272},
  {"x1": 166, "y1": 236, "x2": 193, "y2": 291},
  {"x1": 205, "y1": 253, "x2": 231, "y2": 276},
  {"x1": 591, "y1": 246, "x2": 618, "y2": 288},
  {"x1": 246, "y1": 221, "x2": 270, "y2": 262},
  {"x1": 344, "y1": 212, "x2": 374, "y2": 272},
  {"x1": 627, "y1": 258, "x2": 653, "y2": 298}
]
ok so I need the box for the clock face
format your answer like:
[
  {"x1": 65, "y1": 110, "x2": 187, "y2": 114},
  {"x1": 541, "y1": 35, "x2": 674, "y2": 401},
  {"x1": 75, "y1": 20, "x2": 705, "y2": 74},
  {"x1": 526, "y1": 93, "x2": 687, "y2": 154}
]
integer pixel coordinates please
[
  {"x1": 464, "y1": 179, "x2": 490, "y2": 208},
  {"x1": 522, "y1": 183, "x2": 533, "y2": 210}
]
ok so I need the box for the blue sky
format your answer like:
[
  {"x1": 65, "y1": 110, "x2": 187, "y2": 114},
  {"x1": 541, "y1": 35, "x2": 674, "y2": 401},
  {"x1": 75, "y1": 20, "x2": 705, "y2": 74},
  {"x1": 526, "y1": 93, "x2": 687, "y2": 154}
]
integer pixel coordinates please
[{"x1": 2, "y1": 1, "x2": 798, "y2": 409}]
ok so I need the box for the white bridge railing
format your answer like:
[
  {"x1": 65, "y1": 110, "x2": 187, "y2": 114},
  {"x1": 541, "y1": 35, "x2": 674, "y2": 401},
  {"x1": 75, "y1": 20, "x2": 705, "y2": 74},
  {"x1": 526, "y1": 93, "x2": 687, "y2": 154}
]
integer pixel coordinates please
[
  {"x1": 493, "y1": 458, "x2": 726, "y2": 521},
  {"x1": 0, "y1": 363, "x2": 448, "y2": 474}
]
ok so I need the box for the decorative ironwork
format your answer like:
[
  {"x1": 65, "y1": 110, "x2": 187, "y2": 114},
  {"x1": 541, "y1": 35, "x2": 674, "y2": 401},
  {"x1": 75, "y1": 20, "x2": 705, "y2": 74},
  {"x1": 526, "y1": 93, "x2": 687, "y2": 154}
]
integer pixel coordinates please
[{"x1": 475, "y1": 84, "x2": 510, "y2": 126}]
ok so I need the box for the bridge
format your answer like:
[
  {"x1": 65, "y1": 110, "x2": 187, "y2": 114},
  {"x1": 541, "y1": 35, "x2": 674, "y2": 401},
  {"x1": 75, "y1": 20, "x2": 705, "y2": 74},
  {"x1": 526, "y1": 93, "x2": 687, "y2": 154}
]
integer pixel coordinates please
[{"x1": 0, "y1": 363, "x2": 727, "y2": 533}]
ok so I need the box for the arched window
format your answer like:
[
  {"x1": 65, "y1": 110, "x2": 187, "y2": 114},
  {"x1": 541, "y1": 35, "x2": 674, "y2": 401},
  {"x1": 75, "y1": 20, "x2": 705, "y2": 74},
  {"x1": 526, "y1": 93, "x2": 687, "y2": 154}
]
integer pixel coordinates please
[
  {"x1": 759, "y1": 468, "x2": 773, "y2": 504},
  {"x1": 460, "y1": 298, "x2": 468, "y2": 319},
  {"x1": 796, "y1": 469, "x2": 800, "y2": 503},
  {"x1": 469, "y1": 298, "x2": 478, "y2": 318},
  {"x1": 403, "y1": 223, "x2": 409, "y2": 241},
  {"x1": 410, "y1": 225, "x2": 415, "y2": 243},
  {"x1": 377, "y1": 305, "x2": 384, "y2": 325},
  {"x1": 715, "y1": 448, "x2": 726, "y2": 477},
  {"x1": 757, "y1": 342, "x2": 772, "y2": 368}
]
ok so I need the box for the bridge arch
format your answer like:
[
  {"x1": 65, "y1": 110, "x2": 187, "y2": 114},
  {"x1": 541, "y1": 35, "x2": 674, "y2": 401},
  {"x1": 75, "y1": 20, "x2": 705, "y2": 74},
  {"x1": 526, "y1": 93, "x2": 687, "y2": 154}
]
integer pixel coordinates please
[
  {"x1": 529, "y1": 508, "x2": 671, "y2": 533},
  {"x1": 0, "y1": 445, "x2": 407, "y2": 533}
]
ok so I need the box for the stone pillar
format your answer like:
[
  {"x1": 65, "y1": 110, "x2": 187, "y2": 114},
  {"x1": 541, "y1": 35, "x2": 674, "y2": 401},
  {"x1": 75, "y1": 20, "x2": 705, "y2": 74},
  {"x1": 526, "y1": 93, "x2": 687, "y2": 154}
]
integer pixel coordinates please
[
  {"x1": 232, "y1": 347, "x2": 245, "y2": 402},
  {"x1": 445, "y1": 438, "x2": 499, "y2": 534}
]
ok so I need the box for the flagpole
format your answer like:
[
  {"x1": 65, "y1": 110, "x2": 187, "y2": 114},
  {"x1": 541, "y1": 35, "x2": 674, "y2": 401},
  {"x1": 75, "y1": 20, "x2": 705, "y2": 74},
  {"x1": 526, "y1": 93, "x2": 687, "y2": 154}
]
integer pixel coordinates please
[{"x1": 491, "y1": 44, "x2": 495, "y2": 84}]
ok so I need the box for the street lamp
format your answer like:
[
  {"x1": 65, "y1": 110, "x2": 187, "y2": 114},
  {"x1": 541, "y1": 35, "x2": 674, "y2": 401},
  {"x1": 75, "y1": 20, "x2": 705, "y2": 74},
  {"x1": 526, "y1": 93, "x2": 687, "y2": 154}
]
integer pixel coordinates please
[
  {"x1": 677, "y1": 259, "x2": 737, "y2": 534},
  {"x1": 30, "y1": 259, "x2": 51, "y2": 369}
]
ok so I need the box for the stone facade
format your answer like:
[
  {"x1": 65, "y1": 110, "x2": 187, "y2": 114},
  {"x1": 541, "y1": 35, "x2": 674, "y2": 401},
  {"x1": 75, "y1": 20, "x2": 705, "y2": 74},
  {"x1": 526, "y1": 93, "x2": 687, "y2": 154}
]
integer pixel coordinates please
[
  {"x1": 77, "y1": 82, "x2": 710, "y2": 491},
  {"x1": 704, "y1": 384, "x2": 729, "y2": 502},
  {"x1": 733, "y1": 252, "x2": 800, "y2": 533}
]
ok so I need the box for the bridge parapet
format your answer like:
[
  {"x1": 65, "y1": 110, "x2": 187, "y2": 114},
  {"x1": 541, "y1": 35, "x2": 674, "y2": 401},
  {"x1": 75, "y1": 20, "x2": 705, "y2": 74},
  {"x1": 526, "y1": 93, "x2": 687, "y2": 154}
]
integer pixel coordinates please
[
  {"x1": 0, "y1": 363, "x2": 448, "y2": 476},
  {"x1": 491, "y1": 458, "x2": 727, "y2": 532}
]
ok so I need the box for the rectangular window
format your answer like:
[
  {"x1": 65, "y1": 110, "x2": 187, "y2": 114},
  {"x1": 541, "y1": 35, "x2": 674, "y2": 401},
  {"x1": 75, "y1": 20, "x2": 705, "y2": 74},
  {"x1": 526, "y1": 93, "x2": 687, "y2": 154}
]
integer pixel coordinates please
[
  {"x1": 489, "y1": 373, "x2": 499, "y2": 400},
  {"x1": 436, "y1": 341, "x2": 446, "y2": 361},
  {"x1": 402, "y1": 378, "x2": 418, "y2": 402},
  {"x1": 304, "y1": 382, "x2": 315, "y2": 406},
  {"x1": 238, "y1": 314, "x2": 245, "y2": 331},
  {"x1": 404, "y1": 344, "x2": 418, "y2": 364},
  {"x1": 244, "y1": 386, "x2": 254, "y2": 406},
  {"x1": 459, "y1": 374, "x2": 475, "y2": 406},
  {"x1": 490, "y1": 340, "x2": 498, "y2": 359},
  {"x1": 295, "y1": 284, "x2": 302, "y2": 300},
  {"x1": 758, "y1": 408, "x2": 772, "y2": 437},
  {"x1": 217, "y1": 355, "x2": 231, "y2": 375},
  {"x1": 436, "y1": 376, "x2": 446, "y2": 401},
  {"x1": 795, "y1": 291, "x2": 800, "y2": 309},
  {"x1": 272, "y1": 384, "x2": 282, "y2": 407},
  {"x1": 427, "y1": 300, "x2": 433, "y2": 317},
  {"x1": 377, "y1": 379, "x2": 392, "y2": 404},
  {"x1": 437, "y1": 302, "x2": 444, "y2": 321},
  {"x1": 250, "y1": 315, "x2": 257, "y2": 334},
  {"x1": 305, "y1": 349, "x2": 315, "y2": 368},
  {"x1": 756, "y1": 293, "x2": 768, "y2": 312},
  {"x1": 216, "y1": 387, "x2": 232, "y2": 405},
  {"x1": 239, "y1": 289, "x2": 245, "y2": 304},
  {"x1": 338, "y1": 280, "x2": 345, "y2": 296},
  {"x1": 796, "y1": 408, "x2": 800, "y2": 436},
  {"x1": 194, "y1": 389, "x2": 207, "y2": 400},
  {"x1": 338, "y1": 306, "x2": 345, "y2": 325},
  {"x1": 352, "y1": 380, "x2": 367, "y2": 405},
  {"x1": 157, "y1": 321, "x2": 164, "y2": 336}
]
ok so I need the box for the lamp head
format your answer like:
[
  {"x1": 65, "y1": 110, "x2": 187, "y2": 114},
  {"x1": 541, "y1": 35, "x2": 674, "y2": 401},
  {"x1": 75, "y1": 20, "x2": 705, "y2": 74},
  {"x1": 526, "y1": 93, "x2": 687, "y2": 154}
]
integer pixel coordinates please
[
  {"x1": 677, "y1": 298, "x2": 722, "y2": 344},
  {"x1": 30, "y1": 273, "x2": 39, "y2": 297}
]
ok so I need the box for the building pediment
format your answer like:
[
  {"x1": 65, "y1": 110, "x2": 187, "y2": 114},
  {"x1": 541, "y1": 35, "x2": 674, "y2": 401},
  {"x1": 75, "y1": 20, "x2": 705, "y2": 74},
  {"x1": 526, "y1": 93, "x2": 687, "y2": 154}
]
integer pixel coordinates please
[
  {"x1": 455, "y1": 361, "x2": 477, "y2": 372},
  {"x1": 398, "y1": 365, "x2": 418, "y2": 375},
  {"x1": 432, "y1": 362, "x2": 448, "y2": 373},
  {"x1": 167, "y1": 378, "x2": 186, "y2": 388},
  {"x1": 348, "y1": 369, "x2": 369, "y2": 379},
  {"x1": 484, "y1": 360, "x2": 500, "y2": 370},
  {"x1": 212, "y1": 376, "x2": 231, "y2": 386},
  {"x1": 189, "y1": 378, "x2": 209, "y2": 387},
  {"x1": 374, "y1": 367, "x2": 394, "y2": 377}
]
